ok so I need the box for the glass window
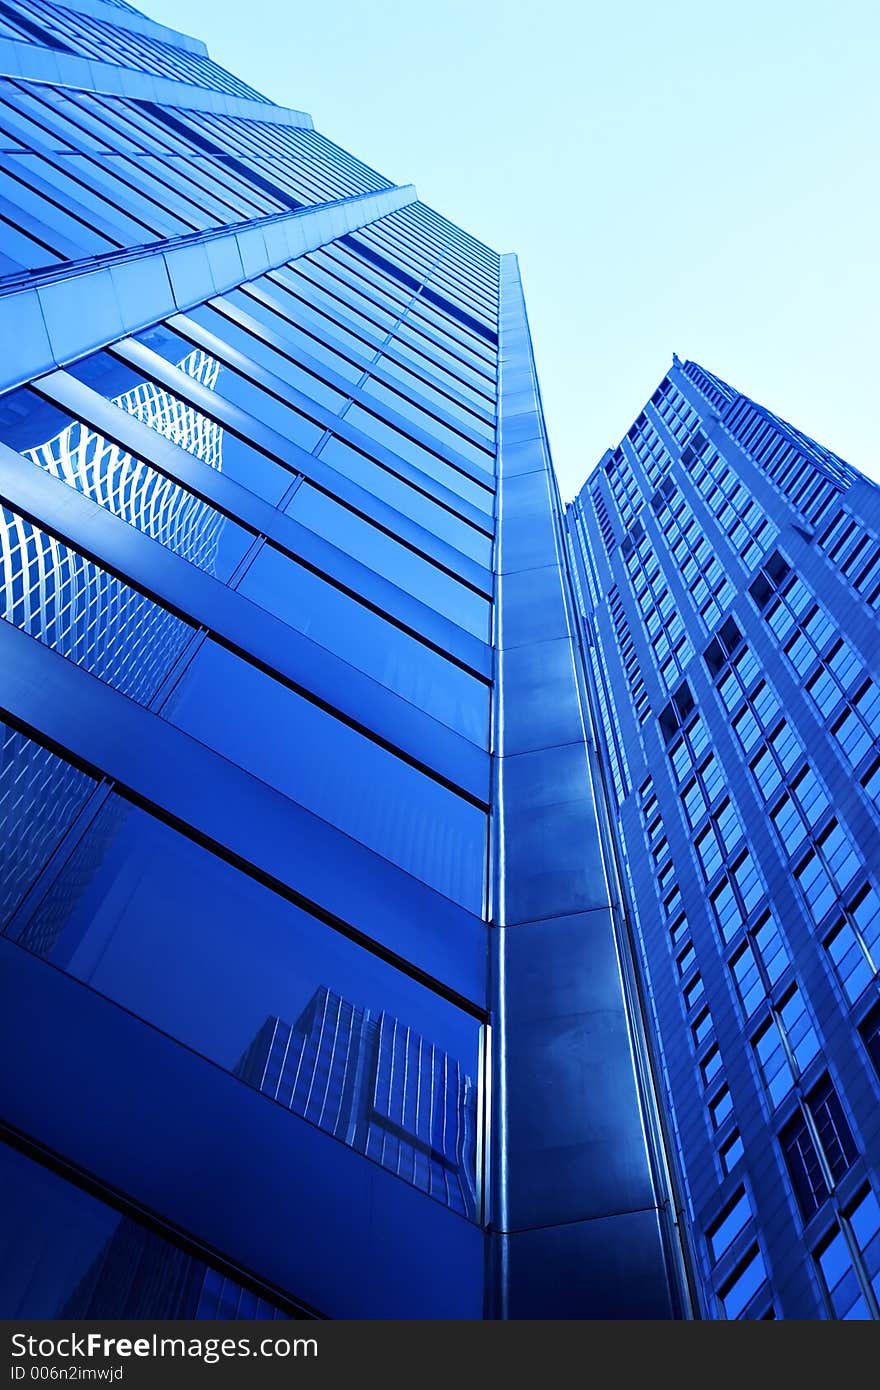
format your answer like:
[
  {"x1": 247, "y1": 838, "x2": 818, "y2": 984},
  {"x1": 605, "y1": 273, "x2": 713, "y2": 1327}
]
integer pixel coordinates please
[
  {"x1": 317, "y1": 434, "x2": 493, "y2": 565},
  {"x1": 344, "y1": 403, "x2": 494, "y2": 512},
  {"x1": 780, "y1": 1108, "x2": 829, "y2": 1221},
  {"x1": 710, "y1": 1086, "x2": 733, "y2": 1129},
  {"x1": 708, "y1": 1189, "x2": 751, "y2": 1261},
  {"x1": 235, "y1": 543, "x2": 489, "y2": 745},
  {"x1": 0, "y1": 504, "x2": 193, "y2": 707},
  {"x1": 17, "y1": 796, "x2": 482, "y2": 1217},
  {"x1": 817, "y1": 1227, "x2": 869, "y2": 1319},
  {"x1": 720, "y1": 1247, "x2": 768, "y2": 1319},
  {"x1": 0, "y1": 721, "x2": 96, "y2": 927},
  {"x1": 0, "y1": 387, "x2": 251, "y2": 581},
  {"x1": 231, "y1": 280, "x2": 375, "y2": 379},
  {"x1": 359, "y1": 376, "x2": 495, "y2": 470},
  {"x1": 287, "y1": 483, "x2": 491, "y2": 640},
  {"x1": 0, "y1": 1140, "x2": 290, "y2": 1319},
  {"x1": 720, "y1": 1131, "x2": 744, "y2": 1174},
  {"x1": 754, "y1": 1019, "x2": 792, "y2": 1107},
  {"x1": 182, "y1": 303, "x2": 349, "y2": 413},
  {"x1": 66, "y1": 349, "x2": 293, "y2": 505},
  {"x1": 136, "y1": 324, "x2": 324, "y2": 456},
  {"x1": 850, "y1": 1189, "x2": 880, "y2": 1304},
  {"x1": 162, "y1": 640, "x2": 486, "y2": 910}
]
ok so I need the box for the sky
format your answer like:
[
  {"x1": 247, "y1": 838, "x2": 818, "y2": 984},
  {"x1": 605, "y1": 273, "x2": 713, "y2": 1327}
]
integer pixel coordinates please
[{"x1": 147, "y1": 0, "x2": 880, "y2": 500}]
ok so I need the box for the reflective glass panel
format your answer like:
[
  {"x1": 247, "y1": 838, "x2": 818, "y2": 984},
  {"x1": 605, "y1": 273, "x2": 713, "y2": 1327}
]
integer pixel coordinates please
[
  {"x1": 162, "y1": 639, "x2": 485, "y2": 909},
  {"x1": 18, "y1": 796, "x2": 482, "y2": 1216}
]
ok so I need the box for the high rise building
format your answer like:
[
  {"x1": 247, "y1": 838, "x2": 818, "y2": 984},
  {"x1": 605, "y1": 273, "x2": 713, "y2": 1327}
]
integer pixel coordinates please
[
  {"x1": 2, "y1": 1, "x2": 877, "y2": 1325},
  {"x1": 0, "y1": 0, "x2": 686, "y2": 1320},
  {"x1": 566, "y1": 357, "x2": 880, "y2": 1319}
]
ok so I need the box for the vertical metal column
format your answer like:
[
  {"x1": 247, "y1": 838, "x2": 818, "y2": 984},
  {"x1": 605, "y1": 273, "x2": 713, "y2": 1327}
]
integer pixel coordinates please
[{"x1": 489, "y1": 253, "x2": 680, "y2": 1317}]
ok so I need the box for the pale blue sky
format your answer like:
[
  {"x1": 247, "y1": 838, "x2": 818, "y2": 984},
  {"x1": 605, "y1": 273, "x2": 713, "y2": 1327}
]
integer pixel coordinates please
[{"x1": 148, "y1": 0, "x2": 879, "y2": 499}]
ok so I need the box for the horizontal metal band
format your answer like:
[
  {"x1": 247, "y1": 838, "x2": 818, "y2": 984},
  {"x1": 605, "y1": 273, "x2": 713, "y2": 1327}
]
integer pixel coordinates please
[
  {"x1": 0, "y1": 184, "x2": 418, "y2": 392},
  {"x1": 47, "y1": 0, "x2": 209, "y2": 55},
  {"x1": 0, "y1": 619, "x2": 488, "y2": 1006},
  {"x1": 0, "y1": 438, "x2": 490, "y2": 802},
  {"x1": 31, "y1": 370, "x2": 493, "y2": 677},
  {"x1": 0, "y1": 37, "x2": 310, "y2": 121}
]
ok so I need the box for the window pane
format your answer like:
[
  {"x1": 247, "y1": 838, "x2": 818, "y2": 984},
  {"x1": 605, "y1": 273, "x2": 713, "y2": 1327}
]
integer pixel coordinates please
[
  {"x1": 236, "y1": 543, "x2": 488, "y2": 744},
  {"x1": 0, "y1": 721, "x2": 96, "y2": 926},
  {"x1": 287, "y1": 482, "x2": 491, "y2": 640},
  {"x1": 0, "y1": 1139, "x2": 289, "y2": 1319},
  {"x1": 18, "y1": 797, "x2": 482, "y2": 1216},
  {"x1": 0, "y1": 504, "x2": 193, "y2": 706},
  {"x1": 66, "y1": 349, "x2": 293, "y2": 504},
  {"x1": 0, "y1": 387, "x2": 251, "y2": 582},
  {"x1": 163, "y1": 640, "x2": 486, "y2": 910}
]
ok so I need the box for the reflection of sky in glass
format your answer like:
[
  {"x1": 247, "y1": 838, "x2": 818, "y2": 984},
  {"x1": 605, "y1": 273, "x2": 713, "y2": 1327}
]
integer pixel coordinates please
[{"x1": 16, "y1": 794, "x2": 481, "y2": 1215}]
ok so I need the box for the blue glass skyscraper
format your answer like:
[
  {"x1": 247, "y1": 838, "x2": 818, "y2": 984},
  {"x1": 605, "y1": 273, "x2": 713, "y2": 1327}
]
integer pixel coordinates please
[
  {"x1": 567, "y1": 357, "x2": 880, "y2": 1318},
  {"x1": 3, "y1": 0, "x2": 878, "y2": 1324},
  {"x1": 0, "y1": 0, "x2": 685, "y2": 1319}
]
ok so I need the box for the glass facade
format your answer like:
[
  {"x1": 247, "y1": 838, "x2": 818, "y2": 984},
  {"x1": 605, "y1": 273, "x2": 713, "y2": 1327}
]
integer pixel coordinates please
[
  {"x1": 567, "y1": 356, "x2": 880, "y2": 1319},
  {"x1": 5, "y1": 0, "x2": 877, "y2": 1326},
  {"x1": 0, "y1": 0, "x2": 681, "y2": 1321}
]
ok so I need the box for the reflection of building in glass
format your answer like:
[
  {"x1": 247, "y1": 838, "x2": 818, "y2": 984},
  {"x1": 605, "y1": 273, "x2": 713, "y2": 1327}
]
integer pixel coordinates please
[
  {"x1": 0, "y1": 346, "x2": 226, "y2": 709},
  {"x1": 0, "y1": 721, "x2": 94, "y2": 925},
  {"x1": 0, "y1": 350, "x2": 228, "y2": 952},
  {"x1": 236, "y1": 986, "x2": 478, "y2": 1218},
  {"x1": 21, "y1": 348, "x2": 226, "y2": 573},
  {"x1": 58, "y1": 1210, "x2": 287, "y2": 1320},
  {"x1": 0, "y1": 502, "x2": 191, "y2": 705}
]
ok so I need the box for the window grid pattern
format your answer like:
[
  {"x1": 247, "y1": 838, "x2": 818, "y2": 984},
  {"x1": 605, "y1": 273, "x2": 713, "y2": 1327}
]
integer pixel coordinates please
[
  {"x1": 817, "y1": 506, "x2": 880, "y2": 612},
  {"x1": 815, "y1": 1188, "x2": 880, "y2": 1319},
  {"x1": 752, "y1": 985, "x2": 820, "y2": 1108},
  {"x1": 652, "y1": 482, "x2": 737, "y2": 630},
  {"x1": 609, "y1": 585, "x2": 651, "y2": 725},
  {"x1": 623, "y1": 522, "x2": 694, "y2": 692},
  {"x1": 780, "y1": 1074, "x2": 857, "y2": 1224},
  {"x1": 628, "y1": 414, "x2": 671, "y2": 491},
  {"x1": 604, "y1": 447, "x2": 642, "y2": 530},
  {"x1": 681, "y1": 434, "x2": 779, "y2": 572},
  {"x1": 651, "y1": 379, "x2": 699, "y2": 447},
  {"x1": 722, "y1": 395, "x2": 856, "y2": 528},
  {"x1": 7, "y1": 0, "x2": 270, "y2": 102}
]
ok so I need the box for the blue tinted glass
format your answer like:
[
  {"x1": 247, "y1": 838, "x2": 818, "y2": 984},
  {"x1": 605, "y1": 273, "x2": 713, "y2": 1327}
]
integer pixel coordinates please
[
  {"x1": 163, "y1": 640, "x2": 485, "y2": 909},
  {"x1": 722, "y1": 1249, "x2": 766, "y2": 1319},
  {"x1": 0, "y1": 387, "x2": 250, "y2": 581},
  {"x1": 360, "y1": 376, "x2": 495, "y2": 470},
  {"x1": 228, "y1": 282, "x2": 370, "y2": 380},
  {"x1": 371, "y1": 352, "x2": 496, "y2": 436},
  {"x1": 65, "y1": 349, "x2": 292, "y2": 504},
  {"x1": 287, "y1": 483, "x2": 491, "y2": 641},
  {"x1": 136, "y1": 323, "x2": 324, "y2": 454},
  {"x1": 19, "y1": 796, "x2": 481, "y2": 1216},
  {"x1": 0, "y1": 503, "x2": 193, "y2": 706},
  {"x1": 317, "y1": 434, "x2": 493, "y2": 565},
  {"x1": 236, "y1": 543, "x2": 489, "y2": 745},
  {"x1": 0, "y1": 1140, "x2": 287, "y2": 1318},
  {"x1": 185, "y1": 302, "x2": 350, "y2": 410},
  {"x1": 0, "y1": 721, "x2": 95, "y2": 925},
  {"x1": 345, "y1": 403, "x2": 494, "y2": 511}
]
